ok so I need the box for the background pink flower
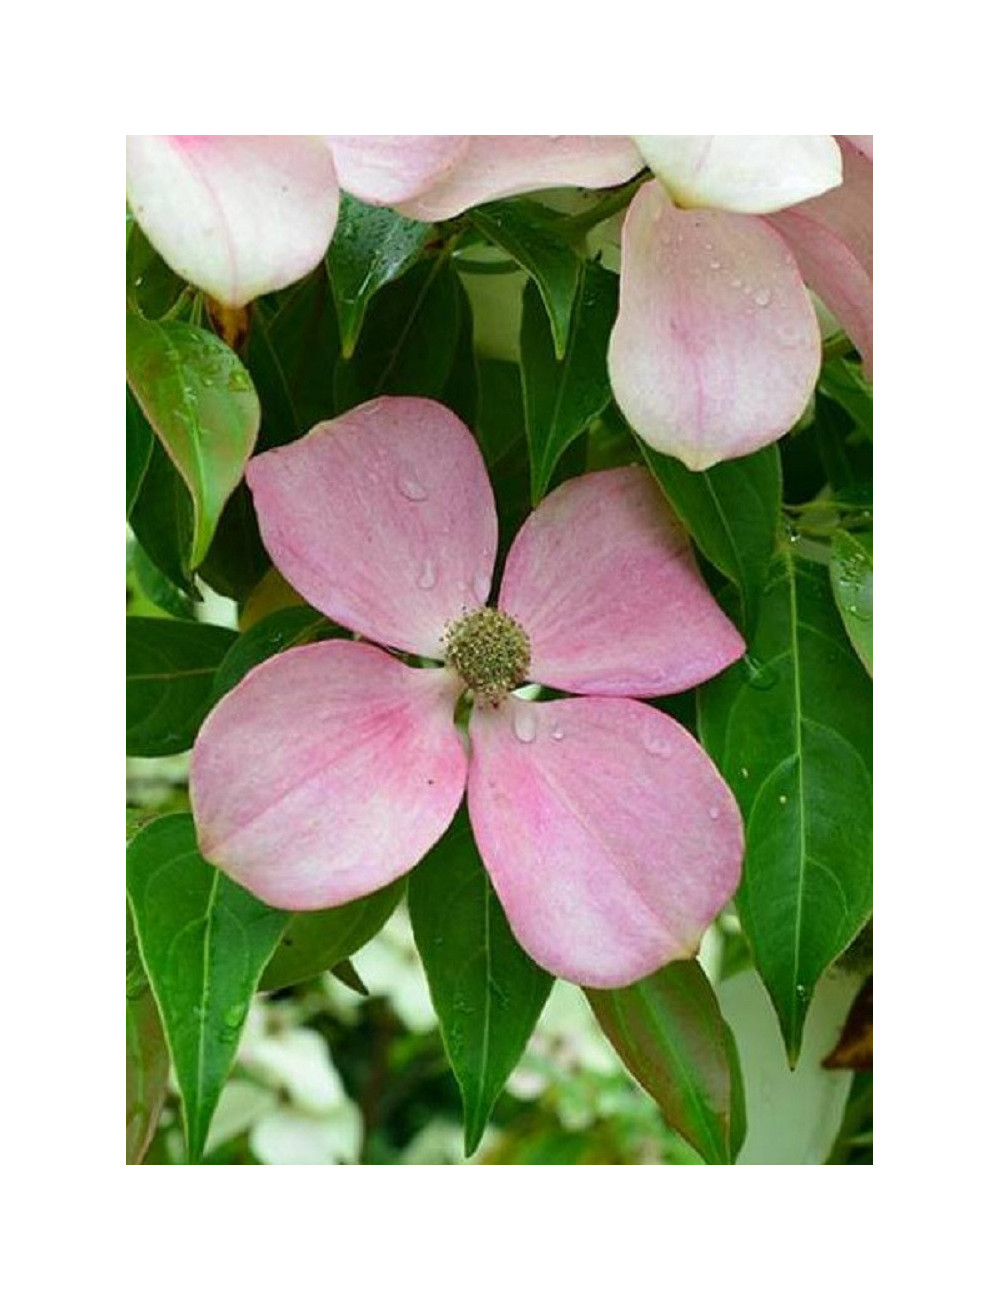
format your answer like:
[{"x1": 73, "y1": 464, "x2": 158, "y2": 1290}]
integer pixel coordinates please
[{"x1": 191, "y1": 396, "x2": 745, "y2": 988}]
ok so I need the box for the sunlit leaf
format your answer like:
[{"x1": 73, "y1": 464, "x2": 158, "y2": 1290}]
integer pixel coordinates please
[{"x1": 830, "y1": 529, "x2": 873, "y2": 675}]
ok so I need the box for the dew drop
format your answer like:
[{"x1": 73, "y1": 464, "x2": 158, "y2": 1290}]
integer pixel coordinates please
[
  {"x1": 708, "y1": 806, "x2": 720, "y2": 821},
  {"x1": 397, "y1": 471, "x2": 428, "y2": 501},
  {"x1": 223, "y1": 1004, "x2": 246, "y2": 1028},
  {"x1": 416, "y1": 558, "x2": 437, "y2": 590},
  {"x1": 730, "y1": 276, "x2": 742, "y2": 289},
  {"x1": 754, "y1": 288, "x2": 772, "y2": 307},
  {"x1": 709, "y1": 259, "x2": 722, "y2": 270},
  {"x1": 740, "y1": 766, "x2": 750, "y2": 779},
  {"x1": 550, "y1": 723, "x2": 565, "y2": 741},
  {"x1": 779, "y1": 794, "x2": 788, "y2": 806},
  {"x1": 513, "y1": 709, "x2": 537, "y2": 744},
  {"x1": 643, "y1": 726, "x2": 672, "y2": 757}
]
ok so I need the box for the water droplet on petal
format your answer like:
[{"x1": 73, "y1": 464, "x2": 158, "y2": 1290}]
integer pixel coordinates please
[
  {"x1": 643, "y1": 726, "x2": 672, "y2": 757},
  {"x1": 513, "y1": 709, "x2": 537, "y2": 743},
  {"x1": 417, "y1": 558, "x2": 437, "y2": 590},
  {"x1": 730, "y1": 276, "x2": 742, "y2": 289},
  {"x1": 550, "y1": 723, "x2": 565, "y2": 741},
  {"x1": 754, "y1": 288, "x2": 772, "y2": 307},
  {"x1": 397, "y1": 471, "x2": 428, "y2": 501},
  {"x1": 708, "y1": 806, "x2": 720, "y2": 821},
  {"x1": 709, "y1": 259, "x2": 722, "y2": 270}
]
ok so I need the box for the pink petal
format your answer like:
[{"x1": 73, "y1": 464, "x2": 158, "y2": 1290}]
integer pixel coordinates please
[
  {"x1": 608, "y1": 182, "x2": 822, "y2": 470},
  {"x1": 246, "y1": 397, "x2": 498, "y2": 659},
  {"x1": 125, "y1": 135, "x2": 340, "y2": 308},
  {"x1": 842, "y1": 135, "x2": 873, "y2": 162},
  {"x1": 327, "y1": 136, "x2": 471, "y2": 206},
  {"x1": 765, "y1": 137, "x2": 873, "y2": 378},
  {"x1": 633, "y1": 136, "x2": 842, "y2": 214},
  {"x1": 499, "y1": 466, "x2": 744, "y2": 696},
  {"x1": 392, "y1": 136, "x2": 644, "y2": 221},
  {"x1": 191, "y1": 641, "x2": 467, "y2": 910},
  {"x1": 467, "y1": 696, "x2": 743, "y2": 987}
]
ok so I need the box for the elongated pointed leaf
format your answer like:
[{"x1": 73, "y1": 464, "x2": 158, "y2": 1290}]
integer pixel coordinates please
[
  {"x1": 587, "y1": 960, "x2": 745, "y2": 1164},
  {"x1": 521, "y1": 262, "x2": 618, "y2": 504},
  {"x1": 126, "y1": 314, "x2": 260, "y2": 568},
  {"x1": 698, "y1": 550, "x2": 873, "y2": 1061},
  {"x1": 126, "y1": 387, "x2": 154, "y2": 516},
  {"x1": 252, "y1": 267, "x2": 341, "y2": 438},
  {"x1": 469, "y1": 199, "x2": 581, "y2": 358},
  {"x1": 830, "y1": 529, "x2": 873, "y2": 675},
  {"x1": 334, "y1": 258, "x2": 462, "y2": 410},
  {"x1": 126, "y1": 980, "x2": 171, "y2": 1165},
  {"x1": 325, "y1": 194, "x2": 432, "y2": 357},
  {"x1": 819, "y1": 355, "x2": 872, "y2": 440},
  {"x1": 128, "y1": 428, "x2": 196, "y2": 594},
  {"x1": 638, "y1": 438, "x2": 782, "y2": 639},
  {"x1": 260, "y1": 879, "x2": 405, "y2": 992},
  {"x1": 126, "y1": 815, "x2": 287, "y2": 1163},
  {"x1": 409, "y1": 808, "x2": 553, "y2": 1156},
  {"x1": 126, "y1": 617, "x2": 236, "y2": 755}
]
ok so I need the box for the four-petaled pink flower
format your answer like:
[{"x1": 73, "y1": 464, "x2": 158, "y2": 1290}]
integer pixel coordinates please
[{"x1": 191, "y1": 397, "x2": 746, "y2": 988}]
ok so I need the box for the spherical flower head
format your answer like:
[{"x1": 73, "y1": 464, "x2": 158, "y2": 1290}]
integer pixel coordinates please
[
  {"x1": 444, "y1": 607, "x2": 531, "y2": 705},
  {"x1": 191, "y1": 396, "x2": 747, "y2": 988}
]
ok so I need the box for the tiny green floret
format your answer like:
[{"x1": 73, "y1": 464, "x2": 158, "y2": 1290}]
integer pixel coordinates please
[{"x1": 444, "y1": 607, "x2": 531, "y2": 704}]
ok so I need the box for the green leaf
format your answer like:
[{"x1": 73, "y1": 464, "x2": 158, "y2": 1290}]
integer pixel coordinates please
[
  {"x1": 325, "y1": 194, "x2": 432, "y2": 358},
  {"x1": 819, "y1": 355, "x2": 872, "y2": 440},
  {"x1": 334, "y1": 257, "x2": 462, "y2": 410},
  {"x1": 212, "y1": 606, "x2": 339, "y2": 700},
  {"x1": 468, "y1": 198, "x2": 581, "y2": 359},
  {"x1": 830, "y1": 529, "x2": 873, "y2": 675},
  {"x1": 260, "y1": 879, "x2": 405, "y2": 992},
  {"x1": 126, "y1": 815, "x2": 287, "y2": 1163},
  {"x1": 474, "y1": 358, "x2": 531, "y2": 566},
  {"x1": 126, "y1": 387, "x2": 154, "y2": 516},
  {"x1": 409, "y1": 808, "x2": 553, "y2": 1156},
  {"x1": 697, "y1": 550, "x2": 873, "y2": 1061},
  {"x1": 128, "y1": 431, "x2": 196, "y2": 594},
  {"x1": 521, "y1": 261, "x2": 619, "y2": 504},
  {"x1": 126, "y1": 314, "x2": 260, "y2": 568},
  {"x1": 126, "y1": 216, "x2": 186, "y2": 319},
  {"x1": 252, "y1": 267, "x2": 341, "y2": 437},
  {"x1": 130, "y1": 540, "x2": 195, "y2": 621},
  {"x1": 587, "y1": 960, "x2": 745, "y2": 1165},
  {"x1": 126, "y1": 979, "x2": 171, "y2": 1165},
  {"x1": 126, "y1": 617, "x2": 237, "y2": 756},
  {"x1": 638, "y1": 437, "x2": 782, "y2": 639},
  {"x1": 196, "y1": 481, "x2": 271, "y2": 603}
]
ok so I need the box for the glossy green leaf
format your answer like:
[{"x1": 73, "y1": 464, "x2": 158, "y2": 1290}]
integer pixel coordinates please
[
  {"x1": 587, "y1": 960, "x2": 745, "y2": 1165},
  {"x1": 409, "y1": 808, "x2": 553, "y2": 1156},
  {"x1": 128, "y1": 431, "x2": 196, "y2": 594},
  {"x1": 196, "y1": 481, "x2": 272, "y2": 603},
  {"x1": 252, "y1": 267, "x2": 341, "y2": 439},
  {"x1": 474, "y1": 358, "x2": 531, "y2": 567},
  {"x1": 334, "y1": 258, "x2": 462, "y2": 411},
  {"x1": 260, "y1": 879, "x2": 406, "y2": 992},
  {"x1": 638, "y1": 437, "x2": 782, "y2": 639},
  {"x1": 126, "y1": 314, "x2": 260, "y2": 567},
  {"x1": 697, "y1": 550, "x2": 873, "y2": 1061},
  {"x1": 126, "y1": 815, "x2": 287, "y2": 1163},
  {"x1": 468, "y1": 198, "x2": 581, "y2": 359},
  {"x1": 126, "y1": 617, "x2": 236, "y2": 756},
  {"x1": 325, "y1": 194, "x2": 432, "y2": 357},
  {"x1": 819, "y1": 355, "x2": 872, "y2": 440},
  {"x1": 126, "y1": 387, "x2": 154, "y2": 516},
  {"x1": 521, "y1": 261, "x2": 618, "y2": 504},
  {"x1": 830, "y1": 530, "x2": 873, "y2": 675},
  {"x1": 130, "y1": 540, "x2": 195, "y2": 621},
  {"x1": 126, "y1": 216, "x2": 186, "y2": 319},
  {"x1": 126, "y1": 978, "x2": 171, "y2": 1165},
  {"x1": 213, "y1": 606, "x2": 338, "y2": 700}
]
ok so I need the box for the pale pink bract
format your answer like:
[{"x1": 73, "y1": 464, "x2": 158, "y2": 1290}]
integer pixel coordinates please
[{"x1": 191, "y1": 397, "x2": 745, "y2": 988}]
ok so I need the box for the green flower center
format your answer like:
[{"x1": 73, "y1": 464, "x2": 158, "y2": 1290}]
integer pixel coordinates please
[{"x1": 444, "y1": 607, "x2": 531, "y2": 704}]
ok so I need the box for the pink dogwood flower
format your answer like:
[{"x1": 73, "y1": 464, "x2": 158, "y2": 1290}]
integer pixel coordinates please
[{"x1": 191, "y1": 397, "x2": 746, "y2": 987}]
